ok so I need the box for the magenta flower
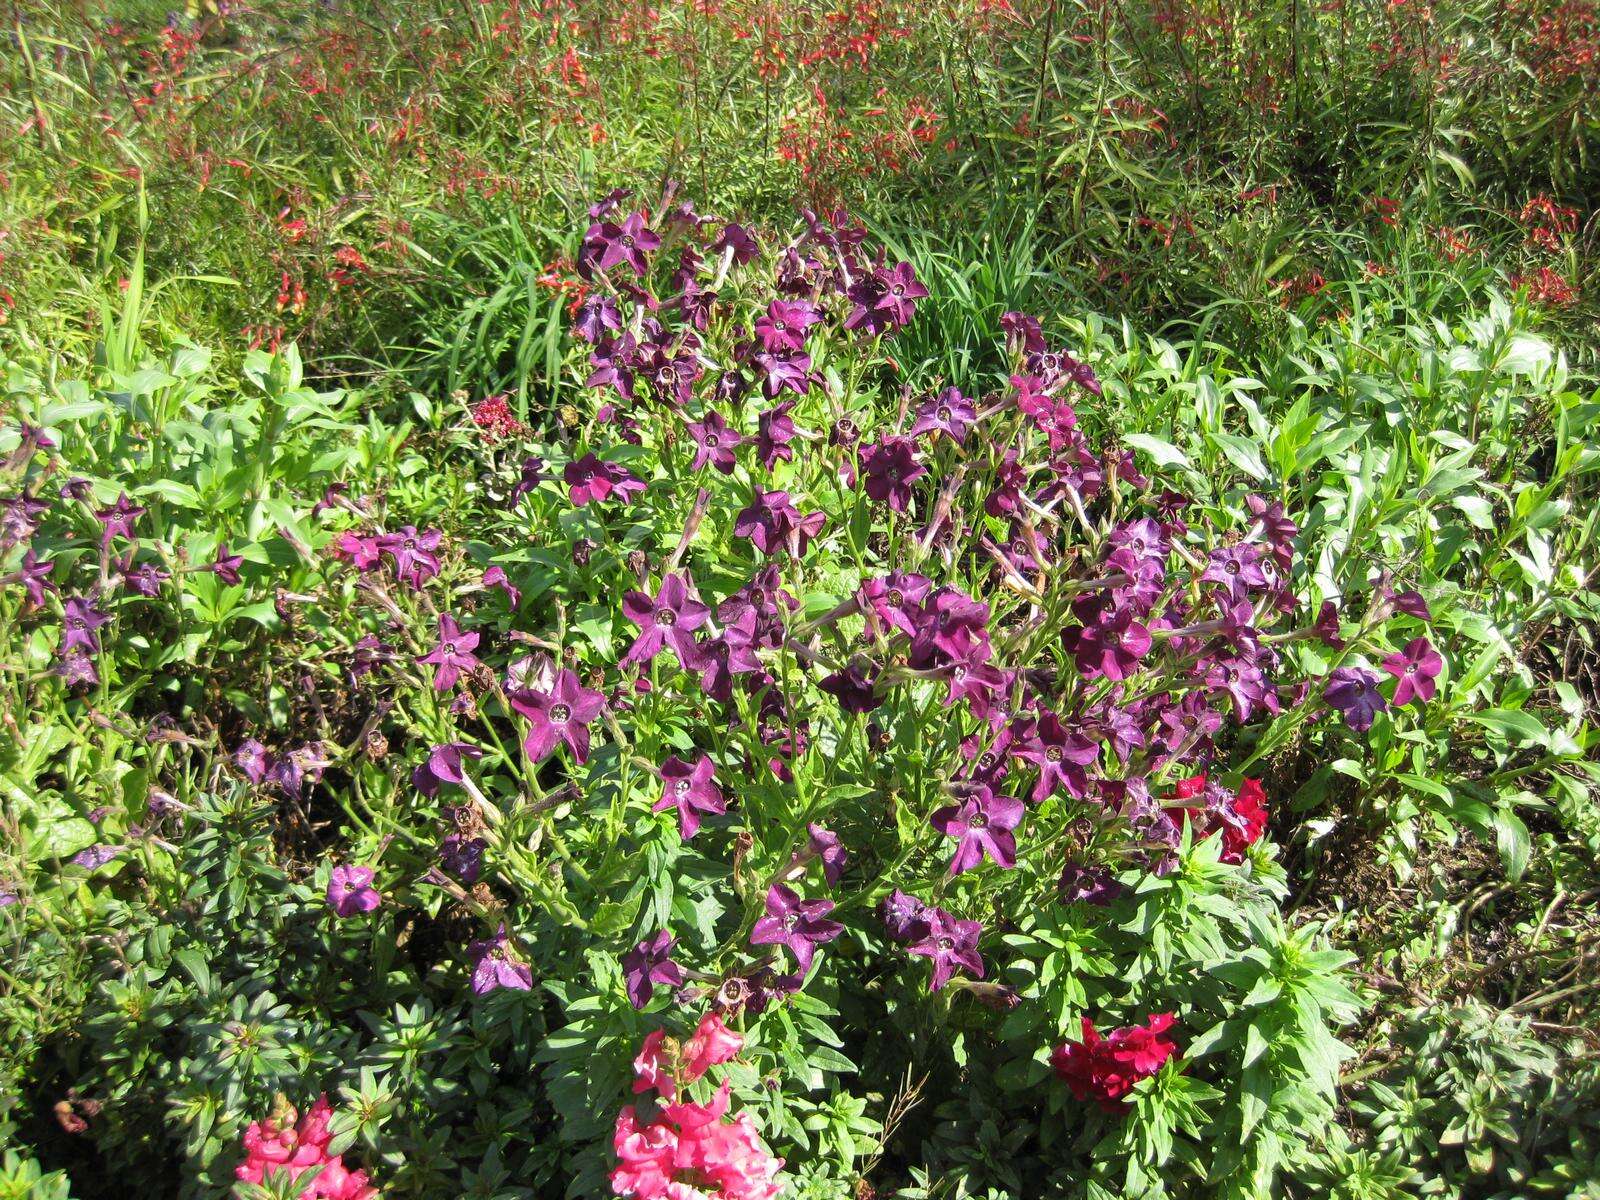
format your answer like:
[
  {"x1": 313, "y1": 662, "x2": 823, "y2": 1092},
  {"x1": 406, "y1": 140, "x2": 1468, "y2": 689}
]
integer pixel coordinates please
[
  {"x1": 930, "y1": 785, "x2": 1024, "y2": 874},
  {"x1": 483, "y1": 565, "x2": 521, "y2": 607},
  {"x1": 94, "y1": 493, "x2": 146, "y2": 542},
  {"x1": 1325, "y1": 667, "x2": 1387, "y2": 731},
  {"x1": 378, "y1": 525, "x2": 443, "y2": 587},
  {"x1": 685, "y1": 411, "x2": 744, "y2": 474},
  {"x1": 234, "y1": 739, "x2": 273, "y2": 784},
  {"x1": 622, "y1": 930, "x2": 685, "y2": 1009},
  {"x1": 327, "y1": 864, "x2": 381, "y2": 917},
  {"x1": 469, "y1": 926, "x2": 533, "y2": 994},
  {"x1": 653, "y1": 754, "x2": 726, "y2": 838},
  {"x1": 565, "y1": 454, "x2": 646, "y2": 506},
  {"x1": 1202, "y1": 544, "x2": 1269, "y2": 598},
  {"x1": 60, "y1": 596, "x2": 110, "y2": 656},
  {"x1": 750, "y1": 883, "x2": 843, "y2": 975},
  {"x1": 860, "y1": 436, "x2": 927, "y2": 512},
  {"x1": 582, "y1": 211, "x2": 661, "y2": 278},
  {"x1": 807, "y1": 823, "x2": 848, "y2": 885},
  {"x1": 910, "y1": 387, "x2": 977, "y2": 445},
  {"x1": 8, "y1": 549, "x2": 55, "y2": 607},
  {"x1": 907, "y1": 908, "x2": 984, "y2": 991},
  {"x1": 754, "y1": 299, "x2": 820, "y2": 353},
  {"x1": 880, "y1": 890, "x2": 931, "y2": 944},
  {"x1": 1382, "y1": 637, "x2": 1442, "y2": 707},
  {"x1": 1015, "y1": 712, "x2": 1098, "y2": 802},
  {"x1": 622, "y1": 573, "x2": 710, "y2": 670},
  {"x1": 845, "y1": 261, "x2": 926, "y2": 335},
  {"x1": 419, "y1": 614, "x2": 481, "y2": 692},
  {"x1": 734, "y1": 489, "x2": 825, "y2": 555},
  {"x1": 908, "y1": 586, "x2": 990, "y2": 667},
  {"x1": 573, "y1": 293, "x2": 623, "y2": 343},
  {"x1": 508, "y1": 668, "x2": 604, "y2": 763},
  {"x1": 1073, "y1": 611, "x2": 1152, "y2": 681},
  {"x1": 754, "y1": 350, "x2": 814, "y2": 398},
  {"x1": 210, "y1": 543, "x2": 244, "y2": 586},
  {"x1": 412, "y1": 741, "x2": 484, "y2": 798}
]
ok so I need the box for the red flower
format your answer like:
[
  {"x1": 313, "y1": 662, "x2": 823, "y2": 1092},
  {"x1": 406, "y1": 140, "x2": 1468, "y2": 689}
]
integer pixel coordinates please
[{"x1": 1050, "y1": 1014, "x2": 1180, "y2": 1110}]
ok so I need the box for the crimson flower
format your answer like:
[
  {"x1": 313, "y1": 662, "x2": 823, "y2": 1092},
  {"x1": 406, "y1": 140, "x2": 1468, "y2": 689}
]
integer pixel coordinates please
[{"x1": 1050, "y1": 1014, "x2": 1180, "y2": 1110}]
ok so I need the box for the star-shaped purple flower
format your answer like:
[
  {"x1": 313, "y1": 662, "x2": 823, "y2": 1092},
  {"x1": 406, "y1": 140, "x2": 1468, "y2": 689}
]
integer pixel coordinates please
[
  {"x1": 565, "y1": 453, "x2": 646, "y2": 507},
  {"x1": 686, "y1": 410, "x2": 744, "y2": 474},
  {"x1": 621, "y1": 930, "x2": 685, "y2": 1009},
  {"x1": 419, "y1": 614, "x2": 481, "y2": 692},
  {"x1": 1382, "y1": 637, "x2": 1443, "y2": 707},
  {"x1": 909, "y1": 386, "x2": 977, "y2": 445},
  {"x1": 653, "y1": 754, "x2": 726, "y2": 839},
  {"x1": 930, "y1": 785, "x2": 1024, "y2": 874},
  {"x1": 412, "y1": 741, "x2": 485, "y2": 798},
  {"x1": 60, "y1": 596, "x2": 110, "y2": 656},
  {"x1": 750, "y1": 883, "x2": 843, "y2": 976},
  {"x1": 469, "y1": 926, "x2": 534, "y2": 995},
  {"x1": 327, "y1": 864, "x2": 381, "y2": 917},
  {"x1": 623, "y1": 573, "x2": 710, "y2": 670},
  {"x1": 507, "y1": 668, "x2": 604, "y2": 763},
  {"x1": 1324, "y1": 667, "x2": 1387, "y2": 731},
  {"x1": 907, "y1": 908, "x2": 985, "y2": 991}
]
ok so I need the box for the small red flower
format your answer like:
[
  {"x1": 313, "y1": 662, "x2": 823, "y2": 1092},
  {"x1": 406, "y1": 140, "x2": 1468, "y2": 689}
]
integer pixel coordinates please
[{"x1": 1051, "y1": 1013, "x2": 1180, "y2": 1110}]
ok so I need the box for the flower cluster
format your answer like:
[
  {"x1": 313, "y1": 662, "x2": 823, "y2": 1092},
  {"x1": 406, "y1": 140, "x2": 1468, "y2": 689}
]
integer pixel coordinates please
[
  {"x1": 612, "y1": 1019, "x2": 783, "y2": 1200},
  {"x1": 235, "y1": 1095, "x2": 376, "y2": 1200},
  {"x1": 1050, "y1": 1014, "x2": 1180, "y2": 1110}
]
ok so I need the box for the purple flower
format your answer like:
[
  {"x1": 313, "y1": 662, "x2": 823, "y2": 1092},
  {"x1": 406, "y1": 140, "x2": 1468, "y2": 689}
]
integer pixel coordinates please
[
  {"x1": 412, "y1": 741, "x2": 485, "y2": 798},
  {"x1": 623, "y1": 573, "x2": 710, "y2": 670},
  {"x1": 1324, "y1": 667, "x2": 1388, "y2": 732},
  {"x1": 441, "y1": 833, "x2": 487, "y2": 882},
  {"x1": 879, "y1": 890, "x2": 930, "y2": 944},
  {"x1": 582, "y1": 211, "x2": 661, "y2": 278},
  {"x1": 750, "y1": 883, "x2": 843, "y2": 976},
  {"x1": 1001, "y1": 311, "x2": 1047, "y2": 354},
  {"x1": 71, "y1": 845, "x2": 123, "y2": 871},
  {"x1": 573, "y1": 293, "x2": 623, "y2": 343},
  {"x1": 378, "y1": 526, "x2": 443, "y2": 588},
  {"x1": 510, "y1": 455, "x2": 546, "y2": 501},
  {"x1": 754, "y1": 350, "x2": 814, "y2": 398},
  {"x1": 469, "y1": 926, "x2": 533, "y2": 994},
  {"x1": 121, "y1": 558, "x2": 169, "y2": 598},
  {"x1": 274, "y1": 742, "x2": 330, "y2": 801},
  {"x1": 930, "y1": 785, "x2": 1024, "y2": 874},
  {"x1": 1313, "y1": 600, "x2": 1344, "y2": 648},
  {"x1": 754, "y1": 300, "x2": 819, "y2": 353},
  {"x1": 734, "y1": 489, "x2": 825, "y2": 556},
  {"x1": 483, "y1": 565, "x2": 521, "y2": 607},
  {"x1": 906, "y1": 908, "x2": 984, "y2": 991},
  {"x1": 844, "y1": 261, "x2": 926, "y2": 336},
  {"x1": 653, "y1": 754, "x2": 726, "y2": 838},
  {"x1": 1390, "y1": 588, "x2": 1432, "y2": 621},
  {"x1": 908, "y1": 586, "x2": 990, "y2": 667},
  {"x1": 1382, "y1": 637, "x2": 1442, "y2": 707},
  {"x1": 211, "y1": 543, "x2": 244, "y2": 586},
  {"x1": 622, "y1": 930, "x2": 685, "y2": 1009},
  {"x1": 859, "y1": 436, "x2": 927, "y2": 512},
  {"x1": 909, "y1": 387, "x2": 977, "y2": 445},
  {"x1": 60, "y1": 596, "x2": 110, "y2": 656},
  {"x1": 234, "y1": 739, "x2": 274, "y2": 784},
  {"x1": 807, "y1": 823, "x2": 848, "y2": 886},
  {"x1": 419, "y1": 614, "x2": 481, "y2": 692},
  {"x1": 819, "y1": 662, "x2": 883, "y2": 713},
  {"x1": 1202, "y1": 544, "x2": 1269, "y2": 598},
  {"x1": 710, "y1": 221, "x2": 760, "y2": 266},
  {"x1": 508, "y1": 668, "x2": 604, "y2": 763},
  {"x1": 565, "y1": 454, "x2": 646, "y2": 507},
  {"x1": 686, "y1": 411, "x2": 744, "y2": 474},
  {"x1": 94, "y1": 493, "x2": 146, "y2": 542},
  {"x1": 1073, "y1": 611, "x2": 1152, "y2": 682},
  {"x1": 755, "y1": 401, "x2": 797, "y2": 468},
  {"x1": 1059, "y1": 862, "x2": 1126, "y2": 906},
  {"x1": 327, "y1": 864, "x2": 381, "y2": 917},
  {"x1": 10, "y1": 549, "x2": 55, "y2": 607},
  {"x1": 1015, "y1": 712, "x2": 1098, "y2": 802}
]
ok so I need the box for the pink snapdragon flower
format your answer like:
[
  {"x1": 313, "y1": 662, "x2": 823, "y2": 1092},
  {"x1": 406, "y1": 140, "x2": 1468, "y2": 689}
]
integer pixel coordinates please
[{"x1": 235, "y1": 1095, "x2": 377, "y2": 1200}]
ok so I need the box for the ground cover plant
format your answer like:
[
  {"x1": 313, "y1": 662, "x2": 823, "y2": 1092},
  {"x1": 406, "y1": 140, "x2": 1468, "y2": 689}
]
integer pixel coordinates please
[{"x1": 2, "y1": 2, "x2": 1600, "y2": 1199}]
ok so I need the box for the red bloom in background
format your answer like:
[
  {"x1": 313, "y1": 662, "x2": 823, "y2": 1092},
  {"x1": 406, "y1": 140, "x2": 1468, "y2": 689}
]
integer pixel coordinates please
[{"x1": 1050, "y1": 1013, "x2": 1180, "y2": 1110}]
